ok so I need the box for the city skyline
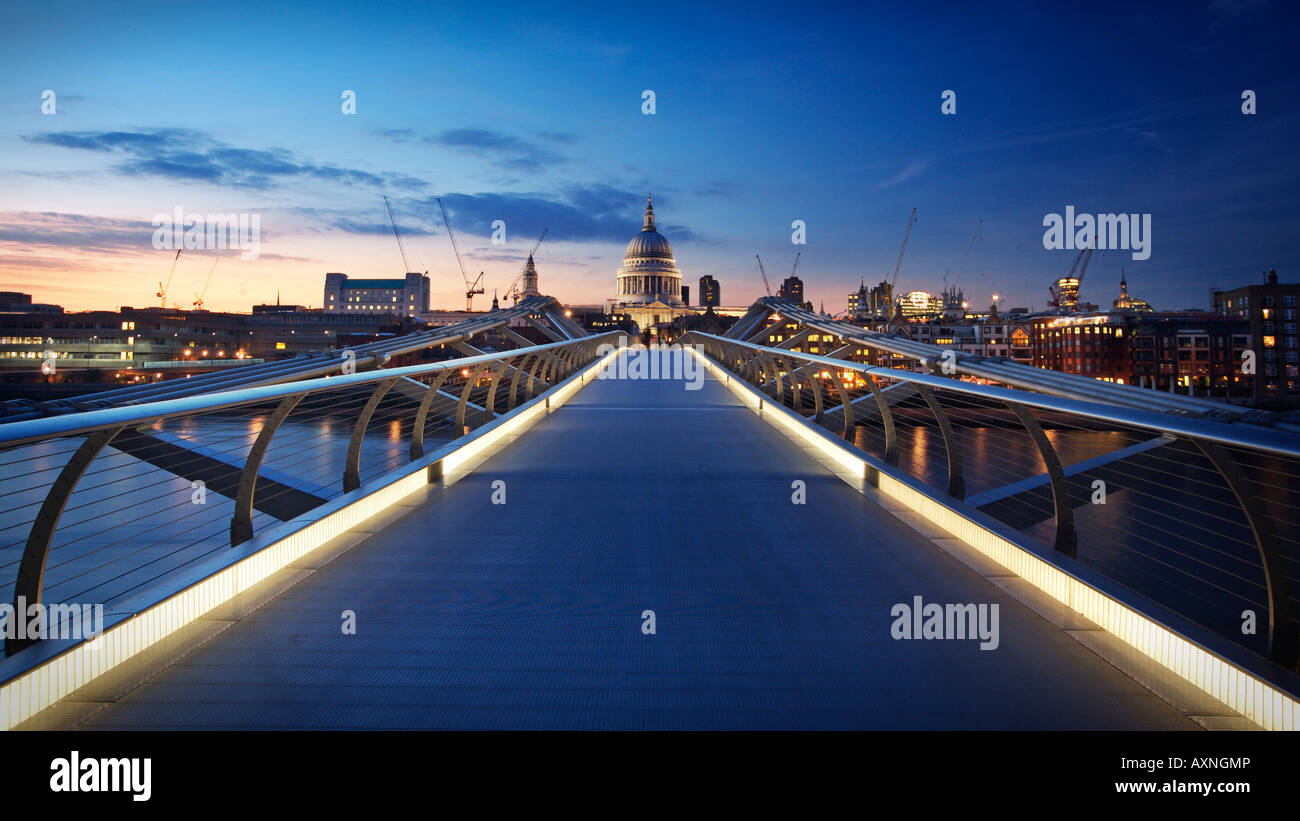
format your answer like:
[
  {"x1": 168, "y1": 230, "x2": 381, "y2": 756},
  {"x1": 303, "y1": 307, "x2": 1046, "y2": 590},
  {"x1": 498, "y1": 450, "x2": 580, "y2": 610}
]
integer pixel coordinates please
[{"x1": 3, "y1": 1, "x2": 1299, "y2": 315}]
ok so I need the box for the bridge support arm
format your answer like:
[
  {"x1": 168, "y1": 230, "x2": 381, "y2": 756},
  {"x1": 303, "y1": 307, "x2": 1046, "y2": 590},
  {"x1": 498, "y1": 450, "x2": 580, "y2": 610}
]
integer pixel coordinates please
[
  {"x1": 10, "y1": 425, "x2": 126, "y2": 656},
  {"x1": 1006, "y1": 402, "x2": 1074, "y2": 557},
  {"x1": 914, "y1": 384, "x2": 965, "y2": 501},
  {"x1": 344, "y1": 378, "x2": 400, "y2": 492},
  {"x1": 1193, "y1": 439, "x2": 1298, "y2": 669},
  {"x1": 232, "y1": 394, "x2": 306, "y2": 546}
]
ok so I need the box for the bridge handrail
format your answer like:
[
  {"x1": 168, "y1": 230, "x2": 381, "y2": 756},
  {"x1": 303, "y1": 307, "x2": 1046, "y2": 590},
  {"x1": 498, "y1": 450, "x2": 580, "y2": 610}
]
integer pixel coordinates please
[
  {"x1": 685, "y1": 331, "x2": 1300, "y2": 459},
  {"x1": 0, "y1": 332, "x2": 620, "y2": 658},
  {"x1": 742, "y1": 297, "x2": 1273, "y2": 423},
  {"x1": 0, "y1": 334, "x2": 619, "y2": 451},
  {"x1": 683, "y1": 330, "x2": 1300, "y2": 671}
]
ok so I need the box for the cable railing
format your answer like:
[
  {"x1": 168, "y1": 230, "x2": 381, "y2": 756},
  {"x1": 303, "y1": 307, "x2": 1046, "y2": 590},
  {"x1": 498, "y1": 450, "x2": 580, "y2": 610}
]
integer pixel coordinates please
[
  {"x1": 0, "y1": 332, "x2": 617, "y2": 658},
  {"x1": 731, "y1": 297, "x2": 1289, "y2": 424},
  {"x1": 682, "y1": 330, "x2": 1300, "y2": 674},
  {"x1": 0, "y1": 295, "x2": 581, "y2": 421}
]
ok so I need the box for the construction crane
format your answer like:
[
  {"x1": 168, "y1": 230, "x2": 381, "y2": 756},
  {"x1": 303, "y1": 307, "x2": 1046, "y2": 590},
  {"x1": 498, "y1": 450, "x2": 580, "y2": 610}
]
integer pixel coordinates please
[
  {"x1": 437, "y1": 197, "x2": 485, "y2": 311},
  {"x1": 193, "y1": 257, "x2": 220, "y2": 310},
  {"x1": 1048, "y1": 243, "x2": 1096, "y2": 309},
  {"x1": 505, "y1": 227, "x2": 549, "y2": 304},
  {"x1": 383, "y1": 195, "x2": 412, "y2": 274},
  {"x1": 887, "y1": 207, "x2": 918, "y2": 293},
  {"x1": 755, "y1": 254, "x2": 772, "y2": 297},
  {"x1": 156, "y1": 248, "x2": 181, "y2": 309}
]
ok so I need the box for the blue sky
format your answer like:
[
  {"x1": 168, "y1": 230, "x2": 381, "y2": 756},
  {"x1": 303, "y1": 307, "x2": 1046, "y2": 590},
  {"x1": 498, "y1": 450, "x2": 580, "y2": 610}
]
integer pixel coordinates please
[{"x1": 2, "y1": 0, "x2": 1298, "y2": 313}]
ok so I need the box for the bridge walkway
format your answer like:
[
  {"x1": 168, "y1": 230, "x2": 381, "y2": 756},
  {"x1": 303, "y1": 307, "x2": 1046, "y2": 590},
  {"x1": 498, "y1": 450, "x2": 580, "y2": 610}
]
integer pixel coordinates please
[{"x1": 44, "y1": 355, "x2": 1198, "y2": 729}]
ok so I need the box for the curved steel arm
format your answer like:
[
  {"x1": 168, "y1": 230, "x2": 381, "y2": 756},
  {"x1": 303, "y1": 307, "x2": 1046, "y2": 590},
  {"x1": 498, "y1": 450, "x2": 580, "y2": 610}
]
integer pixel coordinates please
[
  {"x1": 863, "y1": 374, "x2": 898, "y2": 466},
  {"x1": 1006, "y1": 402, "x2": 1074, "y2": 556},
  {"x1": 768, "y1": 354, "x2": 786, "y2": 403},
  {"x1": 232, "y1": 394, "x2": 305, "y2": 546},
  {"x1": 483, "y1": 359, "x2": 512, "y2": 419},
  {"x1": 344, "y1": 377, "x2": 400, "y2": 492},
  {"x1": 780, "y1": 356, "x2": 802, "y2": 413},
  {"x1": 508, "y1": 352, "x2": 536, "y2": 409},
  {"x1": 1193, "y1": 439, "x2": 1297, "y2": 669},
  {"x1": 456, "y1": 363, "x2": 491, "y2": 436},
  {"x1": 409, "y1": 369, "x2": 454, "y2": 460},
  {"x1": 810, "y1": 366, "x2": 825, "y2": 420},
  {"x1": 913, "y1": 383, "x2": 965, "y2": 501},
  {"x1": 525, "y1": 351, "x2": 547, "y2": 398},
  {"x1": 829, "y1": 369, "x2": 853, "y2": 440},
  {"x1": 9, "y1": 425, "x2": 125, "y2": 656}
]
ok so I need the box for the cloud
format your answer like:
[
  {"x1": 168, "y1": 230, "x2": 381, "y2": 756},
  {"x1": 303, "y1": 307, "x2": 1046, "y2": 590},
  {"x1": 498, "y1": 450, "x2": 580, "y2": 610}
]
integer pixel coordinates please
[
  {"x1": 874, "y1": 158, "x2": 932, "y2": 190},
  {"x1": 425, "y1": 128, "x2": 567, "y2": 171},
  {"x1": 426, "y1": 185, "x2": 699, "y2": 244},
  {"x1": 694, "y1": 181, "x2": 737, "y2": 197},
  {"x1": 0, "y1": 211, "x2": 157, "y2": 254},
  {"x1": 312, "y1": 186, "x2": 699, "y2": 245},
  {"x1": 370, "y1": 128, "x2": 417, "y2": 142},
  {"x1": 23, "y1": 129, "x2": 426, "y2": 192}
]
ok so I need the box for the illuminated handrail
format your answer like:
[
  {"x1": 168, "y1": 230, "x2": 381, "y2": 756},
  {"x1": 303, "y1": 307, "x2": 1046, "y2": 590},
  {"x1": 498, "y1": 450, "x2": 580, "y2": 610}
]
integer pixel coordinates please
[
  {"x1": 683, "y1": 330, "x2": 1300, "y2": 671},
  {"x1": 1, "y1": 333, "x2": 619, "y2": 657}
]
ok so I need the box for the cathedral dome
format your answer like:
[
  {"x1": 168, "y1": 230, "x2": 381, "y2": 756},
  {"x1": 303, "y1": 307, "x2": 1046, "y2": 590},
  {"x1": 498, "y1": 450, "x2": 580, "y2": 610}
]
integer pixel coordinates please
[
  {"x1": 623, "y1": 195, "x2": 674, "y2": 263},
  {"x1": 625, "y1": 230, "x2": 673, "y2": 260},
  {"x1": 614, "y1": 194, "x2": 684, "y2": 308}
]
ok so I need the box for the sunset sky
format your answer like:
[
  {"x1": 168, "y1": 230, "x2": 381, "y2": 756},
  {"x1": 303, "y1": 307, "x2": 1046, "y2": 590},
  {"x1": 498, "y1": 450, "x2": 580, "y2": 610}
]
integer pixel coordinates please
[{"x1": 2, "y1": 0, "x2": 1298, "y2": 314}]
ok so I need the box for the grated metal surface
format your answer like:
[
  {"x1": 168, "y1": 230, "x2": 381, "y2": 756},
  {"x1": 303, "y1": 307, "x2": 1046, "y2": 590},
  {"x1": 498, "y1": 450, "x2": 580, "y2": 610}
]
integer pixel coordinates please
[{"x1": 73, "y1": 364, "x2": 1200, "y2": 730}]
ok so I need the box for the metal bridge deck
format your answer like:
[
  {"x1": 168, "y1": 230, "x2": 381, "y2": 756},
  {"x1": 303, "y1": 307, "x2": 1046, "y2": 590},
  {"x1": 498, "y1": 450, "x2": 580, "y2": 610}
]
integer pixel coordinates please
[{"x1": 59, "y1": 362, "x2": 1197, "y2": 729}]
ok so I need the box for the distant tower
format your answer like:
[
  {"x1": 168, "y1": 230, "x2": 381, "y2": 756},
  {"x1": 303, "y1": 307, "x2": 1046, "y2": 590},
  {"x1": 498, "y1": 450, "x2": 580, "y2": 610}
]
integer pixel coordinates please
[
  {"x1": 616, "y1": 194, "x2": 683, "y2": 306},
  {"x1": 521, "y1": 254, "x2": 540, "y2": 297},
  {"x1": 1113, "y1": 267, "x2": 1154, "y2": 312},
  {"x1": 491, "y1": 289, "x2": 499, "y2": 311},
  {"x1": 698, "y1": 275, "x2": 720, "y2": 308},
  {"x1": 778, "y1": 276, "x2": 804, "y2": 304}
]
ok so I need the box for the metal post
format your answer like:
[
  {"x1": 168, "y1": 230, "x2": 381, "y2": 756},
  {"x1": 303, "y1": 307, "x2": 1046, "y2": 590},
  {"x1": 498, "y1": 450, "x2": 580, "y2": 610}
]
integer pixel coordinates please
[
  {"x1": 1007, "y1": 402, "x2": 1074, "y2": 556},
  {"x1": 9, "y1": 425, "x2": 126, "y2": 656},
  {"x1": 829, "y1": 369, "x2": 853, "y2": 440},
  {"x1": 483, "y1": 359, "x2": 512, "y2": 419},
  {"x1": 526, "y1": 352, "x2": 547, "y2": 398},
  {"x1": 767, "y1": 354, "x2": 785, "y2": 402},
  {"x1": 344, "y1": 377, "x2": 400, "y2": 492},
  {"x1": 863, "y1": 374, "x2": 898, "y2": 466},
  {"x1": 409, "y1": 369, "x2": 454, "y2": 460},
  {"x1": 508, "y1": 352, "x2": 535, "y2": 409},
  {"x1": 455, "y1": 363, "x2": 491, "y2": 436},
  {"x1": 810, "y1": 365, "x2": 825, "y2": 421},
  {"x1": 1193, "y1": 439, "x2": 1298, "y2": 669},
  {"x1": 914, "y1": 384, "x2": 965, "y2": 501},
  {"x1": 232, "y1": 394, "x2": 305, "y2": 546}
]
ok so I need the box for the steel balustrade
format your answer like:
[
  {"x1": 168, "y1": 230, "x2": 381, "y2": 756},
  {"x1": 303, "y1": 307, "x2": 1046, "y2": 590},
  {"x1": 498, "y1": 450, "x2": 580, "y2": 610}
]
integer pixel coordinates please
[
  {"x1": 683, "y1": 331, "x2": 1300, "y2": 670},
  {"x1": 0, "y1": 333, "x2": 617, "y2": 657}
]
